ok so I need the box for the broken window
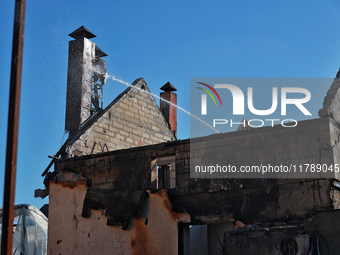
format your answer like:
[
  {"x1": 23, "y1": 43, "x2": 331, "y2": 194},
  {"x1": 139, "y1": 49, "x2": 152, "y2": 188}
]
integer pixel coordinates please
[{"x1": 150, "y1": 156, "x2": 176, "y2": 189}]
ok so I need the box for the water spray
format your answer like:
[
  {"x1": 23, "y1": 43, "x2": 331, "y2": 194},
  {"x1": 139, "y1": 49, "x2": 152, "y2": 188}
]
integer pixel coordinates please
[{"x1": 108, "y1": 74, "x2": 220, "y2": 134}]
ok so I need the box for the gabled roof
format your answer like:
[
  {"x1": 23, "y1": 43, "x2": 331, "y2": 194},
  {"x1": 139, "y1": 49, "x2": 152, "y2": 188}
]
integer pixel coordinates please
[
  {"x1": 42, "y1": 77, "x2": 175, "y2": 176},
  {"x1": 75, "y1": 77, "x2": 147, "y2": 138}
]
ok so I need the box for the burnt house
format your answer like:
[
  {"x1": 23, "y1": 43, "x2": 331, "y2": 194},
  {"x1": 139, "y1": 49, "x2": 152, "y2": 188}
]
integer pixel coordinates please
[{"x1": 40, "y1": 27, "x2": 340, "y2": 255}]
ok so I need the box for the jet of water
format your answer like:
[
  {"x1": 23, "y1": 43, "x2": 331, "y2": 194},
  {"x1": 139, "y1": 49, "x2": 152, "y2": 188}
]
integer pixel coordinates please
[{"x1": 108, "y1": 75, "x2": 220, "y2": 134}]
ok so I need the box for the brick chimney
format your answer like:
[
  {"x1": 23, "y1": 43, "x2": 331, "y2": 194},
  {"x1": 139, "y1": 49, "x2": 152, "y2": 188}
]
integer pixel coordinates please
[
  {"x1": 160, "y1": 82, "x2": 177, "y2": 138},
  {"x1": 65, "y1": 26, "x2": 107, "y2": 138}
]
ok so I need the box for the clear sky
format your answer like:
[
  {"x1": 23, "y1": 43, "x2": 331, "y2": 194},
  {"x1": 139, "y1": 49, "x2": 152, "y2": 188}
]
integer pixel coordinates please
[{"x1": 1, "y1": 0, "x2": 340, "y2": 209}]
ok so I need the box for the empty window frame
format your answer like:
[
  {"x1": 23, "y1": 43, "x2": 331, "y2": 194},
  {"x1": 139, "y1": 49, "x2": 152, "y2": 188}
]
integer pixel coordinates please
[{"x1": 150, "y1": 156, "x2": 176, "y2": 189}]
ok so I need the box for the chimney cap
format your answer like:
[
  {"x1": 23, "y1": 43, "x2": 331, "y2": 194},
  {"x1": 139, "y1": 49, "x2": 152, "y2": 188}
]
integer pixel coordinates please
[
  {"x1": 69, "y1": 26, "x2": 96, "y2": 39},
  {"x1": 95, "y1": 45, "x2": 108, "y2": 57},
  {"x1": 160, "y1": 82, "x2": 177, "y2": 92}
]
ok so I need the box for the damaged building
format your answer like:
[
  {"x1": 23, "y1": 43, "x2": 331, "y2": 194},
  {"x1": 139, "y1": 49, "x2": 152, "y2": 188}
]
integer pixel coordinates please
[{"x1": 39, "y1": 26, "x2": 340, "y2": 255}]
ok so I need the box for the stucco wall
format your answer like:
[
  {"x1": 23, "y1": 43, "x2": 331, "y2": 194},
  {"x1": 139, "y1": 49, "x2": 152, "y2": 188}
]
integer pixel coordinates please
[{"x1": 48, "y1": 177, "x2": 188, "y2": 255}]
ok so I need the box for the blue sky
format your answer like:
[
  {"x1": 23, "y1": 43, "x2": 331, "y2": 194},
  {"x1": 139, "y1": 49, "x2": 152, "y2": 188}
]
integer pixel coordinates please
[{"x1": 1, "y1": 0, "x2": 340, "y2": 209}]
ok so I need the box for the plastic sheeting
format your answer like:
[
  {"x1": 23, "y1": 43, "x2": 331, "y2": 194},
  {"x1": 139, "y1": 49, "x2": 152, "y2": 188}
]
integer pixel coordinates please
[{"x1": 0, "y1": 204, "x2": 48, "y2": 255}]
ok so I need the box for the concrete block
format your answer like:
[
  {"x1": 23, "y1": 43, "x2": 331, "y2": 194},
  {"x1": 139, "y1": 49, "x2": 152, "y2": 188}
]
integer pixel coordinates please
[
  {"x1": 113, "y1": 122, "x2": 123, "y2": 129},
  {"x1": 113, "y1": 135, "x2": 124, "y2": 142},
  {"x1": 125, "y1": 111, "x2": 135, "y2": 118},
  {"x1": 119, "y1": 129, "x2": 130, "y2": 137},
  {"x1": 119, "y1": 102, "x2": 129, "y2": 110}
]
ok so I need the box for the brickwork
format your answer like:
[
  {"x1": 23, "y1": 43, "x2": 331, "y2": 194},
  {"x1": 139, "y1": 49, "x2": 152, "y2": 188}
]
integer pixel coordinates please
[
  {"x1": 160, "y1": 90, "x2": 177, "y2": 137},
  {"x1": 65, "y1": 78, "x2": 175, "y2": 157}
]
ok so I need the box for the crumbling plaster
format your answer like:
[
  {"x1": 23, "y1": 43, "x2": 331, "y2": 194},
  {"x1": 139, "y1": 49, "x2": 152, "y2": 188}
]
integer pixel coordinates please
[{"x1": 48, "y1": 171, "x2": 190, "y2": 255}]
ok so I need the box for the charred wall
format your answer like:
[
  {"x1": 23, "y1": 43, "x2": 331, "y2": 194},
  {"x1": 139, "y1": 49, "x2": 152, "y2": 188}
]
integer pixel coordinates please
[
  {"x1": 54, "y1": 116, "x2": 339, "y2": 224},
  {"x1": 47, "y1": 176, "x2": 188, "y2": 255}
]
